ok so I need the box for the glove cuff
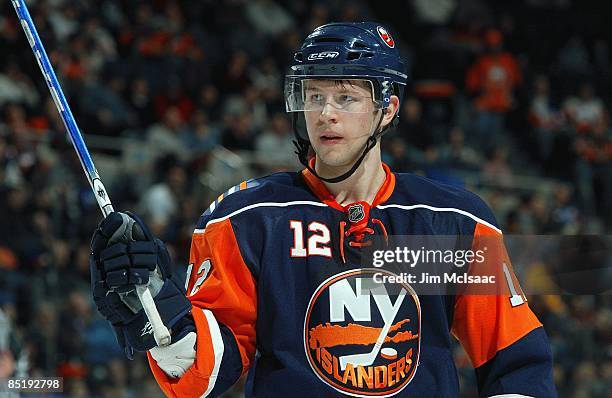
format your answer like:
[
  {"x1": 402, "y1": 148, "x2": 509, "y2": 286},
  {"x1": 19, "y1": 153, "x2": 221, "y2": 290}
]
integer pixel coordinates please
[{"x1": 150, "y1": 331, "x2": 197, "y2": 379}]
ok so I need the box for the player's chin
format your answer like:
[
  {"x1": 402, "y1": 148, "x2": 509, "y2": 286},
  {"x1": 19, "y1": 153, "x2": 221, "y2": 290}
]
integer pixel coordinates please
[{"x1": 317, "y1": 151, "x2": 357, "y2": 168}]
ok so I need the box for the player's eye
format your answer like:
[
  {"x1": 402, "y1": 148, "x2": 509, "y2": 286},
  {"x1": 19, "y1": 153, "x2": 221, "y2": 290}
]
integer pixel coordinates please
[
  {"x1": 337, "y1": 94, "x2": 358, "y2": 106},
  {"x1": 308, "y1": 93, "x2": 324, "y2": 104}
]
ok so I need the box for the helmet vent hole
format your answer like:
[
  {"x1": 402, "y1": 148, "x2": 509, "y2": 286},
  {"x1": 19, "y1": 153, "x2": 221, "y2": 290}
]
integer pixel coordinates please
[
  {"x1": 294, "y1": 52, "x2": 303, "y2": 62},
  {"x1": 353, "y1": 41, "x2": 368, "y2": 49},
  {"x1": 347, "y1": 52, "x2": 361, "y2": 61},
  {"x1": 363, "y1": 52, "x2": 375, "y2": 58},
  {"x1": 313, "y1": 37, "x2": 344, "y2": 43}
]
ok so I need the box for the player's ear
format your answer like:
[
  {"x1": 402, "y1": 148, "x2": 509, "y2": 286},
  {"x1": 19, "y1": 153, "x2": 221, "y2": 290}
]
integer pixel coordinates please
[{"x1": 381, "y1": 95, "x2": 400, "y2": 128}]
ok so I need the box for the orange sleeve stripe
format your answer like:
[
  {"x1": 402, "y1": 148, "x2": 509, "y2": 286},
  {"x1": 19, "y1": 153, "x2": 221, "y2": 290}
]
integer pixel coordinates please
[
  {"x1": 451, "y1": 223, "x2": 542, "y2": 368},
  {"x1": 147, "y1": 308, "x2": 219, "y2": 398},
  {"x1": 188, "y1": 218, "x2": 257, "y2": 371}
]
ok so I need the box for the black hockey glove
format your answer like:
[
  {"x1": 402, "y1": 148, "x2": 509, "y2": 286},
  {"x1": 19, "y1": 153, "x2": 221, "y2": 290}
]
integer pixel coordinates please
[{"x1": 90, "y1": 212, "x2": 194, "y2": 359}]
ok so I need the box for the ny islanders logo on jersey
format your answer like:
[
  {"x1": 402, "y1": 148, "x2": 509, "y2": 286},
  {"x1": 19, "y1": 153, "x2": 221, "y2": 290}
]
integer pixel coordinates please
[{"x1": 304, "y1": 269, "x2": 421, "y2": 396}]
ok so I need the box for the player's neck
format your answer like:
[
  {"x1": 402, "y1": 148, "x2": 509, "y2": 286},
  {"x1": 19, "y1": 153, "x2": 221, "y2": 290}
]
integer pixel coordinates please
[{"x1": 315, "y1": 150, "x2": 386, "y2": 206}]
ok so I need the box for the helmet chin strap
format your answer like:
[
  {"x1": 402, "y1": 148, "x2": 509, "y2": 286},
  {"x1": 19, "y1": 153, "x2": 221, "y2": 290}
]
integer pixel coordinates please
[{"x1": 293, "y1": 111, "x2": 390, "y2": 184}]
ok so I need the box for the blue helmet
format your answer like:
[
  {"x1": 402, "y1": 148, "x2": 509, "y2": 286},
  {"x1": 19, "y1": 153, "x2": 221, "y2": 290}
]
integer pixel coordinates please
[{"x1": 286, "y1": 22, "x2": 408, "y2": 113}]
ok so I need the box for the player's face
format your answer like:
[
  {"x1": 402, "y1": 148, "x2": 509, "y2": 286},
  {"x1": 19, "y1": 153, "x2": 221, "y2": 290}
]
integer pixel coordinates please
[{"x1": 303, "y1": 80, "x2": 380, "y2": 169}]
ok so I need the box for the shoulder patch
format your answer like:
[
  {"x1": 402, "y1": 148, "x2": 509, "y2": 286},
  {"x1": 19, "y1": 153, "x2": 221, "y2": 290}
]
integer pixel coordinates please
[{"x1": 203, "y1": 179, "x2": 259, "y2": 218}]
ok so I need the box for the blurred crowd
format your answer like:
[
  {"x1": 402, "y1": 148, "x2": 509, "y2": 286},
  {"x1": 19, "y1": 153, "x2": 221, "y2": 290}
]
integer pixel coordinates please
[{"x1": 0, "y1": 0, "x2": 610, "y2": 397}]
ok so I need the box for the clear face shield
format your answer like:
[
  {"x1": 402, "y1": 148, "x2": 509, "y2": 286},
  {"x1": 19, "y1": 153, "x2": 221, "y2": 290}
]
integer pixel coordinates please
[
  {"x1": 285, "y1": 77, "x2": 383, "y2": 114},
  {"x1": 285, "y1": 77, "x2": 387, "y2": 147}
]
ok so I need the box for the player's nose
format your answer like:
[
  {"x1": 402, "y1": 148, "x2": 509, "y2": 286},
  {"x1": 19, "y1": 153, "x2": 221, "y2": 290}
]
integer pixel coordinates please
[{"x1": 319, "y1": 103, "x2": 339, "y2": 123}]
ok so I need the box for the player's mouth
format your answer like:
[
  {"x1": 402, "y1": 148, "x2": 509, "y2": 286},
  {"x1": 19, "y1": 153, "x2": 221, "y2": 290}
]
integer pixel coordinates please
[{"x1": 320, "y1": 132, "x2": 344, "y2": 145}]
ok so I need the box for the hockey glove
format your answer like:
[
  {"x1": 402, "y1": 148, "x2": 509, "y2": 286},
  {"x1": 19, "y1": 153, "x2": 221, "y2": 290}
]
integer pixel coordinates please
[{"x1": 90, "y1": 212, "x2": 194, "y2": 359}]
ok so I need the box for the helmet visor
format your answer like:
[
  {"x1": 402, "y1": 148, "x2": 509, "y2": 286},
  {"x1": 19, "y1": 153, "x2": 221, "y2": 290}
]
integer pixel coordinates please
[{"x1": 285, "y1": 77, "x2": 383, "y2": 114}]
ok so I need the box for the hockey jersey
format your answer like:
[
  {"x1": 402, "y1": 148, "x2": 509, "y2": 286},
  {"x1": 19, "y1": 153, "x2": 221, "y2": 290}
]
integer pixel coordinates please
[{"x1": 148, "y1": 164, "x2": 556, "y2": 397}]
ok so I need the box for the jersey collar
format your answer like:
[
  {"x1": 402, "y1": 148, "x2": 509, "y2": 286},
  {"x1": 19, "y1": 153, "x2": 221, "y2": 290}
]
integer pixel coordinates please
[{"x1": 301, "y1": 159, "x2": 396, "y2": 211}]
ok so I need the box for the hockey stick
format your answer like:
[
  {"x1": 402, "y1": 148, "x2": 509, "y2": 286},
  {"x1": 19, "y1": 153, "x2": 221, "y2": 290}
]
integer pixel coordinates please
[
  {"x1": 339, "y1": 288, "x2": 407, "y2": 370},
  {"x1": 11, "y1": 0, "x2": 170, "y2": 348}
]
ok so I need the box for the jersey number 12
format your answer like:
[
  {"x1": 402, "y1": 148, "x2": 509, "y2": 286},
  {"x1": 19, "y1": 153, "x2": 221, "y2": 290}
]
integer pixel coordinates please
[{"x1": 290, "y1": 221, "x2": 332, "y2": 258}]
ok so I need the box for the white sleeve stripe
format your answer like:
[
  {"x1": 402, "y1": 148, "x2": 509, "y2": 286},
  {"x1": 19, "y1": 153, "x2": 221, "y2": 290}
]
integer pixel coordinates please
[
  {"x1": 376, "y1": 204, "x2": 503, "y2": 234},
  {"x1": 193, "y1": 201, "x2": 329, "y2": 233},
  {"x1": 201, "y1": 309, "x2": 225, "y2": 398}
]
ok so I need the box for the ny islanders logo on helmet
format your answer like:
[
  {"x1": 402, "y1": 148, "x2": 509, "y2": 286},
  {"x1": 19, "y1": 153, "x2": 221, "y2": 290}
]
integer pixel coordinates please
[
  {"x1": 304, "y1": 269, "x2": 421, "y2": 396},
  {"x1": 376, "y1": 26, "x2": 395, "y2": 48}
]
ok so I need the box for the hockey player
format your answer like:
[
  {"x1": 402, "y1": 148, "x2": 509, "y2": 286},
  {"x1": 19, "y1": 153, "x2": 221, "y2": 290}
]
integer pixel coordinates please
[{"x1": 90, "y1": 22, "x2": 557, "y2": 397}]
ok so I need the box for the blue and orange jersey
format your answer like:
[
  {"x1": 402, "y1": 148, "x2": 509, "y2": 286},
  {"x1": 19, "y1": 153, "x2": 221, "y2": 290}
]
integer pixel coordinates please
[{"x1": 148, "y1": 164, "x2": 556, "y2": 397}]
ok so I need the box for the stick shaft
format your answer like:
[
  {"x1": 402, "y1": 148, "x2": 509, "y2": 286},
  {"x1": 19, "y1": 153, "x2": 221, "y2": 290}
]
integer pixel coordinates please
[
  {"x1": 12, "y1": 0, "x2": 170, "y2": 347},
  {"x1": 11, "y1": 0, "x2": 112, "y2": 215}
]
